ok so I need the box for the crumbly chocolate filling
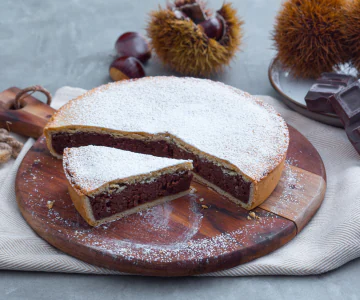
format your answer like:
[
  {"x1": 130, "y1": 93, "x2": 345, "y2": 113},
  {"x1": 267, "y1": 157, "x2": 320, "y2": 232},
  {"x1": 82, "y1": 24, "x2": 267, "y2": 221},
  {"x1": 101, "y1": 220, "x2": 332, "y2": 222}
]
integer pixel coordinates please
[
  {"x1": 52, "y1": 132, "x2": 251, "y2": 203},
  {"x1": 89, "y1": 171, "x2": 193, "y2": 220}
]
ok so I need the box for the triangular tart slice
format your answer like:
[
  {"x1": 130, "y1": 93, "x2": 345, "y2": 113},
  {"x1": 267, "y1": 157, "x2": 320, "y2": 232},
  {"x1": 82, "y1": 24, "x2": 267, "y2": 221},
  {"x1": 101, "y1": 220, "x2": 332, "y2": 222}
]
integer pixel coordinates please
[{"x1": 63, "y1": 145, "x2": 193, "y2": 226}]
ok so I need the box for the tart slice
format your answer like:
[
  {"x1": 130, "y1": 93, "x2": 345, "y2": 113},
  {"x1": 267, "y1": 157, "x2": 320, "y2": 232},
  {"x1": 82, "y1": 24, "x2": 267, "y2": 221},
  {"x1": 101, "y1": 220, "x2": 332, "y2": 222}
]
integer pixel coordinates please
[{"x1": 63, "y1": 146, "x2": 193, "y2": 226}]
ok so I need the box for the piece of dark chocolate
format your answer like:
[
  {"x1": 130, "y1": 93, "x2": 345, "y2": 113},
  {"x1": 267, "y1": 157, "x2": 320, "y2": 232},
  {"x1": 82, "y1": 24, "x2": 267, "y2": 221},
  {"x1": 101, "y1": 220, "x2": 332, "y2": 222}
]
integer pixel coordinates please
[
  {"x1": 317, "y1": 73, "x2": 357, "y2": 87},
  {"x1": 305, "y1": 84, "x2": 344, "y2": 113},
  {"x1": 329, "y1": 82, "x2": 360, "y2": 127},
  {"x1": 330, "y1": 81, "x2": 360, "y2": 155},
  {"x1": 305, "y1": 73, "x2": 357, "y2": 114}
]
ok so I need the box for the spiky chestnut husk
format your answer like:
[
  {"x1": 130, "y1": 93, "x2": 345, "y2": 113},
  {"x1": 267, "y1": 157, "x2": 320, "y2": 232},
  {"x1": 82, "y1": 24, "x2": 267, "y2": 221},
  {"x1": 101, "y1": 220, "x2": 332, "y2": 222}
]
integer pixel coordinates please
[
  {"x1": 343, "y1": 0, "x2": 360, "y2": 73},
  {"x1": 272, "y1": 0, "x2": 348, "y2": 79},
  {"x1": 147, "y1": 2, "x2": 243, "y2": 77}
]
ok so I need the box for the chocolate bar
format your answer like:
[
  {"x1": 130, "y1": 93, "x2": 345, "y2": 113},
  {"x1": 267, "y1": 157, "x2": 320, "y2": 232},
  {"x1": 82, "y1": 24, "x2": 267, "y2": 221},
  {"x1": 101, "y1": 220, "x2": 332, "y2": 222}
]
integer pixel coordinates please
[
  {"x1": 305, "y1": 73, "x2": 356, "y2": 113},
  {"x1": 329, "y1": 83, "x2": 360, "y2": 126},
  {"x1": 317, "y1": 73, "x2": 356, "y2": 87},
  {"x1": 305, "y1": 84, "x2": 344, "y2": 113},
  {"x1": 330, "y1": 82, "x2": 360, "y2": 155}
]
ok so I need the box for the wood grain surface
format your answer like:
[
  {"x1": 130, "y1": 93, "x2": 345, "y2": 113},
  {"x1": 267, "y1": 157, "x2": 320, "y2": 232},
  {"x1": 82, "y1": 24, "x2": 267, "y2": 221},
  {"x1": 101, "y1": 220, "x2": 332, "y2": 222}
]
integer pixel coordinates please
[{"x1": 15, "y1": 125, "x2": 326, "y2": 276}]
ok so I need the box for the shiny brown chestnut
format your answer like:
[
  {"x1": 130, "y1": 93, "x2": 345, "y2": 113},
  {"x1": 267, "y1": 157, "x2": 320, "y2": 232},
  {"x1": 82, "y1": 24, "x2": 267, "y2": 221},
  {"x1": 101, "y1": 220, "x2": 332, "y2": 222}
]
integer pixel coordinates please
[
  {"x1": 199, "y1": 16, "x2": 226, "y2": 40},
  {"x1": 180, "y1": 3, "x2": 206, "y2": 24},
  {"x1": 109, "y1": 57, "x2": 145, "y2": 81},
  {"x1": 173, "y1": 9, "x2": 188, "y2": 20},
  {"x1": 115, "y1": 32, "x2": 151, "y2": 63}
]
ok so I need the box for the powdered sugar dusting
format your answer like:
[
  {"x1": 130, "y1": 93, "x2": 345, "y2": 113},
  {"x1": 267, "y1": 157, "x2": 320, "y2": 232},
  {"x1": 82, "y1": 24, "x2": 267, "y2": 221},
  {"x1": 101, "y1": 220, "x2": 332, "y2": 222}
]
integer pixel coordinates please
[
  {"x1": 48, "y1": 77, "x2": 289, "y2": 181},
  {"x1": 261, "y1": 160, "x2": 306, "y2": 219},
  {"x1": 279, "y1": 161, "x2": 305, "y2": 206},
  {"x1": 68, "y1": 209, "x2": 285, "y2": 264},
  {"x1": 63, "y1": 146, "x2": 191, "y2": 192}
]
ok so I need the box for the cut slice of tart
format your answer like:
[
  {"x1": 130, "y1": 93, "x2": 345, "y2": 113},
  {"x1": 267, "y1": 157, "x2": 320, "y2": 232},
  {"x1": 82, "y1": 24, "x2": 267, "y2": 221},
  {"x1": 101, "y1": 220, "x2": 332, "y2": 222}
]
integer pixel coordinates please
[
  {"x1": 63, "y1": 145, "x2": 193, "y2": 226},
  {"x1": 46, "y1": 77, "x2": 289, "y2": 210}
]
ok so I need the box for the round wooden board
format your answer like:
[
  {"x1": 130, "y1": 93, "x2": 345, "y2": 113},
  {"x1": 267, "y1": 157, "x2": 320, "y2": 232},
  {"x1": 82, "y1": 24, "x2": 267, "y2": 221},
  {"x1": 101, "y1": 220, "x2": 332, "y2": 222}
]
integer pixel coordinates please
[{"x1": 15, "y1": 126, "x2": 326, "y2": 276}]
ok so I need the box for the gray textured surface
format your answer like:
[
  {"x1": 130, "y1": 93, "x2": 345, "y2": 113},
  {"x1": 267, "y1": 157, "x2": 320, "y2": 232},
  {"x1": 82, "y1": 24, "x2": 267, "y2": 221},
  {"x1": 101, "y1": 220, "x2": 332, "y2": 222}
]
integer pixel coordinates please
[{"x1": 1, "y1": 0, "x2": 360, "y2": 299}]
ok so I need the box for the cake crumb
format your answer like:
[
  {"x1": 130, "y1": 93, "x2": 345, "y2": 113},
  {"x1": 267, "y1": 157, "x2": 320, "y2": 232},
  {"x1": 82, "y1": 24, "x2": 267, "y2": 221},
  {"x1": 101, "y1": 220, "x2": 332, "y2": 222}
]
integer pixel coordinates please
[
  {"x1": 247, "y1": 216, "x2": 252, "y2": 220},
  {"x1": 249, "y1": 211, "x2": 256, "y2": 219},
  {"x1": 199, "y1": 198, "x2": 204, "y2": 202},
  {"x1": 47, "y1": 200, "x2": 55, "y2": 209},
  {"x1": 190, "y1": 187, "x2": 197, "y2": 193},
  {"x1": 201, "y1": 205, "x2": 209, "y2": 209}
]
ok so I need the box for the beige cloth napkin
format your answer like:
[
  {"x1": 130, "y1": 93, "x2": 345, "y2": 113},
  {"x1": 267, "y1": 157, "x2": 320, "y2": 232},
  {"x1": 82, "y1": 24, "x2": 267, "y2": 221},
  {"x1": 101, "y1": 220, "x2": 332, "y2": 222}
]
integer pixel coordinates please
[{"x1": 1, "y1": 86, "x2": 359, "y2": 276}]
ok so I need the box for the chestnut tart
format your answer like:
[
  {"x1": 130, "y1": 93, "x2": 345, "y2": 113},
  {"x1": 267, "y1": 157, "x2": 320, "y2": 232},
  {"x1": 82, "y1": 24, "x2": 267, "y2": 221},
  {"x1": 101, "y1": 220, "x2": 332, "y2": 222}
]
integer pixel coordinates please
[{"x1": 45, "y1": 77, "x2": 289, "y2": 210}]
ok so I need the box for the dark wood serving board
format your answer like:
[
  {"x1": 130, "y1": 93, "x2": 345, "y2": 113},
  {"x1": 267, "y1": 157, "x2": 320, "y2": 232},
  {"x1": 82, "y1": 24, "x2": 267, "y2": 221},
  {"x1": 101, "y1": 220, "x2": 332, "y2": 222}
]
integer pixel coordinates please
[
  {"x1": 15, "y1": 126, "x2": 326, "y2": 276},
  {"x1": 2, "y1": 86, "x2": 326, "y2": 276}
]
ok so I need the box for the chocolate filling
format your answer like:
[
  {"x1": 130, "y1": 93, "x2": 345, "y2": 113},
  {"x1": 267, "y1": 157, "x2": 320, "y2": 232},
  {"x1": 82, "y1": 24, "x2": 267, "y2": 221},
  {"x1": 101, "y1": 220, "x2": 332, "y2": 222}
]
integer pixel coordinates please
[
  {"x1": 89, "y1": 171, "x2": 193, "y2": 220},
  {"x1": 52, "y1": 131, "x2": 251, "y2": 203}
]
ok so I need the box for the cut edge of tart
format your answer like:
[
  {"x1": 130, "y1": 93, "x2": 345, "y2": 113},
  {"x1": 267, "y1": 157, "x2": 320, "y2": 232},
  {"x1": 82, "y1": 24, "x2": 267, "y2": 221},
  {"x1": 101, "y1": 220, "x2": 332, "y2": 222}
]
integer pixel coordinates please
[
  {"x1": 46, "y1": 77, "x2": 289, "y2": 211},
  {"x1": 63, "y1": 146, "x2": 193, "y2": 226}
]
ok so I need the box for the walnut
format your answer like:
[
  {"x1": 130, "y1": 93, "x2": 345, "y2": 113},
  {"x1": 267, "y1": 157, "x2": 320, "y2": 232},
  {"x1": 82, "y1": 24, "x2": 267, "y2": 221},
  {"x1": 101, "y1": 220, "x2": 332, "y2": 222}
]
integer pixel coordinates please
[{"x1": 0, "y1": 128, "x2": 23, "y2": 161}]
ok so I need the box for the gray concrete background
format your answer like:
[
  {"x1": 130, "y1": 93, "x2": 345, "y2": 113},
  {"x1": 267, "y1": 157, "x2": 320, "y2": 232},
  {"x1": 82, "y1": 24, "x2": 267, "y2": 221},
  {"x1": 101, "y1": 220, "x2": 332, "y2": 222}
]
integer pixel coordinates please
[{"x1": 1, "y1": 0, "x2": 360, "y2": 299}]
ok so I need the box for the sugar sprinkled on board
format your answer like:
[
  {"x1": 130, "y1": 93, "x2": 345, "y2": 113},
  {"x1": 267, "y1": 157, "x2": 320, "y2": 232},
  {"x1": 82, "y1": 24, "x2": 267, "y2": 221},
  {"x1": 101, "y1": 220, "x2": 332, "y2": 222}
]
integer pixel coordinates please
[{"x1": 279, "y1": 161, "x2": 304, "y2": 205}]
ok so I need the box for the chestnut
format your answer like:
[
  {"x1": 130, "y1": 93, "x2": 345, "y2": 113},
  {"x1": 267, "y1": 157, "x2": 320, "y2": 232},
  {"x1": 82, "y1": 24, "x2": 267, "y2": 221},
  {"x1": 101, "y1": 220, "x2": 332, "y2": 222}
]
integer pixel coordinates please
[
  {"x1": 199, "y1": 16, "x2": 226, "y2": 40},
  {"x1": 180, "y1": 3, "x2": 206, "y2": 24},
  {"x1": 115, "y1": 32, "x2": 151, "y2": 63},
  {"x1": 109, "y1": 57, "x2": 145, "y2": 81},
  {"x1": 173, "y1": 9, "x2": 188, "y2": 20}
]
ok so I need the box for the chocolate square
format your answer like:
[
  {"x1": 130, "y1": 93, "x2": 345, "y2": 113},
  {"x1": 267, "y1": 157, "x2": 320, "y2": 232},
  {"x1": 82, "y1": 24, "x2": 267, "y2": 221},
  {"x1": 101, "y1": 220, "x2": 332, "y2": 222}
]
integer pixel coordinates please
[
  {"x1": 305, "y1": 83, "x2": 344, "y2": 113},
  {"x1": 304, "y1": 73, "x2": 357, "y2": 114},
  {"x1": 329, "y1": 83, "x2": 360, "y2": 126},
  {"x1": 318, "y1": 73, "x2": 356, "y2": 87}
]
